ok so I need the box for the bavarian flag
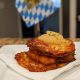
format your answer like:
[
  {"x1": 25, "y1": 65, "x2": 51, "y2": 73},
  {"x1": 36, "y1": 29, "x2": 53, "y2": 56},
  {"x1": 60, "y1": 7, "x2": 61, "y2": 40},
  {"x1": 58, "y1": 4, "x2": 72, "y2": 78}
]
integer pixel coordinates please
[{"x1": 15, "y1": 0, "x2": 61, "y2": 27}]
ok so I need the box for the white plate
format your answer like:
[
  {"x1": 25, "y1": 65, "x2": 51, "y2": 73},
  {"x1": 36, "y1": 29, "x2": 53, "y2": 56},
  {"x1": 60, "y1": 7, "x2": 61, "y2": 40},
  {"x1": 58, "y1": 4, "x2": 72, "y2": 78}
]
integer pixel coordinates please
[{"x1": 0, "y1": 42, "x2": 80, "y2": 80}]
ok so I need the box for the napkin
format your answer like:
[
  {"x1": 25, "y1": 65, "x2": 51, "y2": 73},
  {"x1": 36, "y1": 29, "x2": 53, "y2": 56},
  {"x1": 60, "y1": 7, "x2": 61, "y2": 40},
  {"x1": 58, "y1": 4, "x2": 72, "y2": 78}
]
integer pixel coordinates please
[
  {"x1": 0, "y1": 60, "x2": 7, "y2": 80},
  {"x1": 0, "y1": 59, "x2": 29, "y2": 80},
  {"x1": 0, "y1": 43, "x2": 80, "y2": 80}
]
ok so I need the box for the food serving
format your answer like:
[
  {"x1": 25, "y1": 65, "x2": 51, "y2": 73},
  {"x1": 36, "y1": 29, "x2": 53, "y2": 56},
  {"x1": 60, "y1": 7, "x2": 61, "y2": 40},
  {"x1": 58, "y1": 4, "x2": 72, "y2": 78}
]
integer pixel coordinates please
[{"x1": 15, "y1": 31, "x2": 75, "y2": 72}]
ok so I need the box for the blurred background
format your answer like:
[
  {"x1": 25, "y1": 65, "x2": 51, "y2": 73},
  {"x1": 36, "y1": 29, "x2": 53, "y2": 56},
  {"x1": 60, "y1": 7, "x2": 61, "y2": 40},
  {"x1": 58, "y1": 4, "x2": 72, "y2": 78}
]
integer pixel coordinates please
[{"x1": 0, "y1": 0, "x2": 80, "y2": 38}]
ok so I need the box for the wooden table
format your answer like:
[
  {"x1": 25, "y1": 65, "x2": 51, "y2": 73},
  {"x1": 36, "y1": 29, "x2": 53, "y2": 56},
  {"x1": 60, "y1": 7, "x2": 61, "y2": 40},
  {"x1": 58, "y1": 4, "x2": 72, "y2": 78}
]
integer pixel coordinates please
[
  {"x1": 0, "y1": 38, "x2": 29, "y2": 47},
  {"x1": 0, "y1": 38, "x2": 80, "y2": 47}
]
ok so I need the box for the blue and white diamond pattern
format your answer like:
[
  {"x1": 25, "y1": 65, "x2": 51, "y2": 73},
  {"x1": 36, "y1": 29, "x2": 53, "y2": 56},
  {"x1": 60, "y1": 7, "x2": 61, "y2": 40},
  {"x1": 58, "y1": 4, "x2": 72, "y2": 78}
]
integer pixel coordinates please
[{"x1": 15, "y1": 0, "x2": 56, "y2": 27}]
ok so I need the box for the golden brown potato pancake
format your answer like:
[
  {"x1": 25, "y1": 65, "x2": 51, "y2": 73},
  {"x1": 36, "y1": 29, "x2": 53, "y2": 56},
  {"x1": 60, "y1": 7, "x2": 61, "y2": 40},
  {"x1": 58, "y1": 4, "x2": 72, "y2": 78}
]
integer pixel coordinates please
[
  {"x1": 15, "y1": 52, "x2": 57, "y2": 72},
  {"x1": 27, "y1": 39, "x2": 75, "y2": 57}
]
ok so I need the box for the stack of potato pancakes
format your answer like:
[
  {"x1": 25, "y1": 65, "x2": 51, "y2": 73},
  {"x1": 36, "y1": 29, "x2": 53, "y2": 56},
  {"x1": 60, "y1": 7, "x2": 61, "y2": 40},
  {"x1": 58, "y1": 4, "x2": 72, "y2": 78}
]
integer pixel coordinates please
[{"x1": 15, "y1": 31, "x2": 75, "y2": 72}]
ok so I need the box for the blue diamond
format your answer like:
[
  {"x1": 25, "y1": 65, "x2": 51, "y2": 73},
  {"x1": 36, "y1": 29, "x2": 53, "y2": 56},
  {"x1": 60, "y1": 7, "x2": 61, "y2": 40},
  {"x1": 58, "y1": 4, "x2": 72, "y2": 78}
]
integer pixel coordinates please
[
  {"x1": 16, "y1": 1, "x2": 21, "y2": 7},
  {"x1": 40, "y1": 4, "x2": 44, "y2": 10},
  {"x1": 22, "y1": 2, "x2": 26, "y2": 8},
  {"x1": 34, "y1": 13, "x2": 37, "y2": 19},
  {"x1": 25, "y1": 11, "x2": 29, "y2": 18},
  {"x1": 49, "y1": 5, "x2": 54, "y2": 12},
  {"x1": 45, "y1": 4, "x2": 49, "y2": 11},
  {"x1": 38, "y1": 13, "x2": 42, "y2": 20},
  {"x1": 29, "y1": 12, "x2": 33, "y2": 19}
]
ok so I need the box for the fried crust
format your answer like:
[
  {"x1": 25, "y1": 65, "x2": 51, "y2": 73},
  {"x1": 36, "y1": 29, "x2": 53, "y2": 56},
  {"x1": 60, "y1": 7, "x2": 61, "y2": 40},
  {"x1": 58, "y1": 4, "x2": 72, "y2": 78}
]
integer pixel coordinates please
[
  {"x1": 27, "y1": 50, "x2": 56, "y2": 65},
  {"x1": 15, "y1": 52, "x2": 57, "y2": 72},
  {"x1": 57, "y1": 54, "x2": 75, "y2": 63}
]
